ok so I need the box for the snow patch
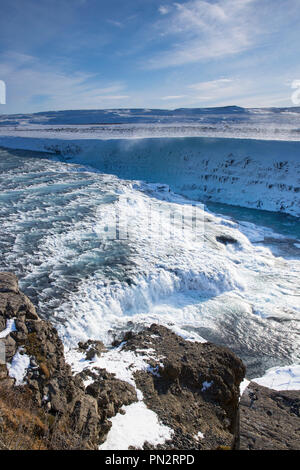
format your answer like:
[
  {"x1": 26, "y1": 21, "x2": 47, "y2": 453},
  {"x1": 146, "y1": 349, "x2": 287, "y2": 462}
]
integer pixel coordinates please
[
  {"x1": 7, "y1": 348, "x2": 31, "y2": 386},
  {"x1": 240, "y1": 378, "x2": 250, "y2": 397},
  {"x1": 147, "y1": 364, "x2": 161, "y2": 377},
  {"x1": 99, "y1": 401, "x2": 173, "y2": 450},
  {"x1": 201, "y1": 380, "x2": 213, "y2": 392},
  {"x1": 194, "y1": 431, "x2": 205, "y2": 440},
  {"x1": 0, "y1": 318, "x2": 16, "y2": 338},
  {"x1": 66, "y1": 343, "x2": 173, "y2": 449},
  {"x1": 252, "y1": 364, "x2": 300, "y2": 391},
  {"x1": 66, "y1": 344, "x2": 164, "y2": 400}
]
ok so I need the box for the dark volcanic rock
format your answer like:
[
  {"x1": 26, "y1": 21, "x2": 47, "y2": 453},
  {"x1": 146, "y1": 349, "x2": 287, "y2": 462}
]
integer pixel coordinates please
[
  {"x1": 240, "y1": 382, "x2": 300, "y2": 450},
  {"x1": 78, "y1": 339, "x2": 106, "y2": 361},
  {"x1": 0, "y1": 272, "x2": 19, "y2": 294},
  {"x1": 122, "y1": 324, "x2": 246, "y2": 450},
  {"x1": 216, "y1": 235, "x2": 238, "y2": 245},
  {"x1": 0, "y1": 272, "x2": 137, "y2": 449},
  {"x1": 6, "y1": 272, "x2": 296, "y2": 451},
  {"x1": 84, "y1": 369, "x2": 137, "y2": 423},
  {"x1": 0, "y1": 272, "x2": 39, "y2": 321}
]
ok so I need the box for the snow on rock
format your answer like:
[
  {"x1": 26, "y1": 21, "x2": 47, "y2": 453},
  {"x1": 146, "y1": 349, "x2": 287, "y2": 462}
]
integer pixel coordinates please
[
  {"x1": 66, "y1": 342, "x2": 174, "y2": 450},
  {"x1": 7, "y1": 348, "x2": 31, "y2": 386},
  {"x1": 0, "y1": 318, "x2": 16, "y2": 338},
  {"x1": 66, "y1": 344, "x2": 164, "y2": 400},
  {"x1": 194, "y1": 431, "x2": 205, "y2": 440},
  {"x1": 201, "y1": 380, "x2": 213, "y2": 392},
  {"x1": 252, "y1": 364, "x2": 300, "y2": 391},
  {"x1": 240, "y1": 378, "x2": 251, "y2": 397},
  {"x1": 99, "y1": 401, "x2": 174, "y2": 450}
]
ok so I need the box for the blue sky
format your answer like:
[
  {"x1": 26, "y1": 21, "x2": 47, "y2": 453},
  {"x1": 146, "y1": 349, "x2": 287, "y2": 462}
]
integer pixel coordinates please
[{"x1": 0, "y1": 0, "x2": 300, "y2": 113}]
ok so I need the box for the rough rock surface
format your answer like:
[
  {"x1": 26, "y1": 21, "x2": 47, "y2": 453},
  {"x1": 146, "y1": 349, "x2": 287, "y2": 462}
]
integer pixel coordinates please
[
  {"x1": 78, "y1": 339, "x2": 106, "y2": 361},
  {"x1": 0, "y1": 272, "x2": 137, "y2": 449},
  {"x1": 122, "y1": 324, "x2": 245, "y2": 449},
  {"x1": 6, "y1": 271, "x2": 297, "y2": 450},
  {"x1": 240, "y1": 382, "x2": 300, "y2": 450}
]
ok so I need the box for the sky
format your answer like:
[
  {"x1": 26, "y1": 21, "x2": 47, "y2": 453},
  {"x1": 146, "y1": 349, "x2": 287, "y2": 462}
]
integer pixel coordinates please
[{"x1": 0, "y1": 0, "x2": 300, "y2": 113}]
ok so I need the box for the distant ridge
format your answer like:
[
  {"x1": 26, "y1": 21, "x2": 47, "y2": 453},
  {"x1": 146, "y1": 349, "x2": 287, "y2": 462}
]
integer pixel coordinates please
[{"x1": 1, "y1": 106, "x2": 300, "y2": 126}]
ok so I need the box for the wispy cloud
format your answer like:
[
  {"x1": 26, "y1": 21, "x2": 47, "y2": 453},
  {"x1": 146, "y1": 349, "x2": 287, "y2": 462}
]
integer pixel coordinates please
[
  {"x1": 183, "y1": 76, "x2": 295, "y2": 107},
  {"x1": 159, "y1": 78, "x2": 249, "y2": 106},
  {"x1": 147, "y1": 0, "x2": 257, "y2": 68},
  {"x1": 94, "y1": 95, "x2": 129, "y2": 100},
  {"x1": 161, "y1": 95, "x2": 187, "y2": 100},
  {"x1": 0, "y1": 52, "x2": 129, "y2": 112},
  {"x1": 107, "y1": 19, "x2": 123, "y2": 28},
  {"x1": 1, "y1": 0, "x2": 299, "y2": 111},
  {"x1": 187, "y1": 77, "x2": 250, "y2": 104},
  {"x1": 158, "y1": 5, "x2": 170, "y2": 15},
  {"x1": 188, "y1": 78, "x2": 233, "y2": 91}
]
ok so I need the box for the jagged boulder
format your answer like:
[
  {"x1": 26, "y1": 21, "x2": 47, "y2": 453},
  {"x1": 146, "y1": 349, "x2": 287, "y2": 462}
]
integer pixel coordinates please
[
  {"x1": 78, "y1": 339, "x2": 106, "y2": 361},
  {"x1": 0, "y1": 272, "x2": 39, "y2": 321},
  {"x1": 122, "y1": 324, "x2": 245, "y2": 449},
  {"x1": 0, "y1": 273, "x2": 137, "y2": 449},
  {"x1": 0, "y1": 272, "x2": 247, "y2": 450},
  {"x1": 240, "y1": 382, "x2": 300, "y2": 450}
]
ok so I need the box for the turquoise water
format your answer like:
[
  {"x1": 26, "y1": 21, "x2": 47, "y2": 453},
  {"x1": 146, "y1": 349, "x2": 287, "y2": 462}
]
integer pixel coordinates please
[
  {"x1": 0, "y1": 146, "x2": 299, "y2": 378},
  {"x1": 206, "y1": 201, "x2": 300, "y2": 239}
]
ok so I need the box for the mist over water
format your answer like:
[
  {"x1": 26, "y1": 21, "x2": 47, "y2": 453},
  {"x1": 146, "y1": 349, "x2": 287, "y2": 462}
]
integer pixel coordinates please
[{"x1": 0, "y1": 146, "x2": 299, "y2": 378}]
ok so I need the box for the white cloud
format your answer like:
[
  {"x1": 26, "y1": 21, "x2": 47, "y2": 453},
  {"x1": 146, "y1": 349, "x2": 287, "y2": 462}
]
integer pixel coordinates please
[
  {"x1": 161, "y1": 95, "x2": 186, "y2": 100},
  {"x1": 147, "y1": 0, "x2": 257, "y2": 68},
  {"x1": 158, "y1": 6, "x2": 170, "y2": 15},
  {"x1": 107, "y1": 19, "x2": 123, "y2": 28},
  {"x1": 193, "y1": 96, "x2": 214, "y2": 101},
  {"x1": 188, "y1": 78, "x2": 233, "y2": 91},
  {"x1": 94, "y1": 95, "x2": 129, "y2": 100},
  {"x1": 0, "y1": 52, "x2": 129, "y2": 112},
  {"x1": 182, "y1": 76, "x2": 296, "y2": 107},
  {"x1": 187, "y1": 77, "x2": 250, "y2": 103},
  {"x1": 159, "y1": 78, "x2": 252, "y2": 106}
]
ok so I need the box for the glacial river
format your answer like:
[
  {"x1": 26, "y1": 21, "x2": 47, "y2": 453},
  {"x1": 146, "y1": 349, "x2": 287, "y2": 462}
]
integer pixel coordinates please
[{"x1": 0, "y1": 146, "x2": 299, "y2": 378}]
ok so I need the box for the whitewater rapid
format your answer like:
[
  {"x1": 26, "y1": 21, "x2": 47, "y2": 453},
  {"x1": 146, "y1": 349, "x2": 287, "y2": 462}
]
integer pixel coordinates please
[{"x1": 0, "y1": 146, "x2": 299, "y2": 378}]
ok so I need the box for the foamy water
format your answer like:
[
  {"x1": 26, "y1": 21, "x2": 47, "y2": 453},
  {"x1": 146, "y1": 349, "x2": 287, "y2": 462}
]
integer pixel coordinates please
[{"x1": 0, "y1": 147, "x2": 299, "y2": 378}]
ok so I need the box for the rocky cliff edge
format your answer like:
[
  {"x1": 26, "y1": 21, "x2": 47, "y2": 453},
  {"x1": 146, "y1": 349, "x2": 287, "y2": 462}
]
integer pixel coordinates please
[{"x1": 0, "y1": 271, "x2": 247, "y2": 450}]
